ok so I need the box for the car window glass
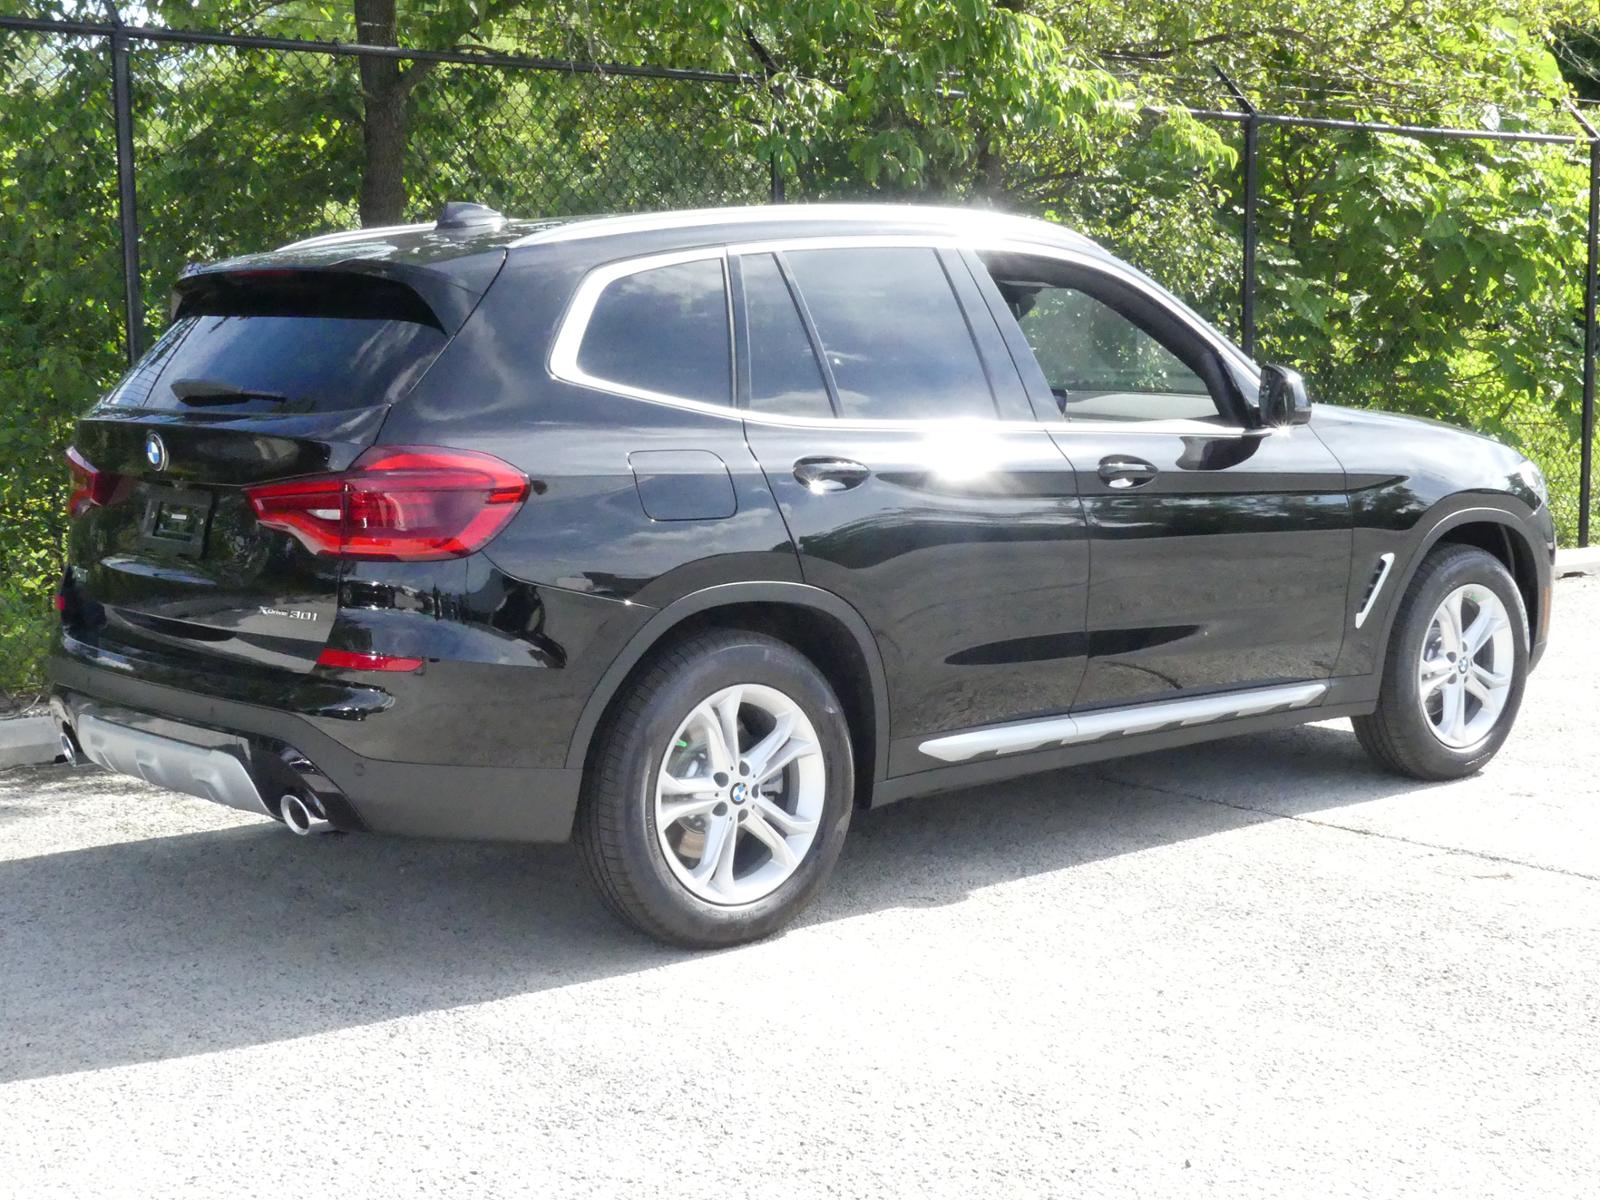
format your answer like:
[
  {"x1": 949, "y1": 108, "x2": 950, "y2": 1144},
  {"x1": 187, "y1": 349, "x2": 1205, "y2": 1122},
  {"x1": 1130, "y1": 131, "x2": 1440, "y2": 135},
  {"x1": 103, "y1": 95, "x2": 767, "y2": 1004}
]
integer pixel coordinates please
[
  {"x1": 741, "y1": 253, "x2": 833, "y2": 419},
  {"x1": 1000, "y1": 281, "x2": 1222, "y2": 423},
  {"x1": 100, "y1": 275, "x2": 450, "y2": 415},
  {"x1": 985, "y1": 276, "x2": 1222, "y2": 422},
  {"x1": 783, "y1": 247, "x2": 995, "y2": 421},
  {"x1": 577, "y1": 258, "x2": 730, "y2": 405}
]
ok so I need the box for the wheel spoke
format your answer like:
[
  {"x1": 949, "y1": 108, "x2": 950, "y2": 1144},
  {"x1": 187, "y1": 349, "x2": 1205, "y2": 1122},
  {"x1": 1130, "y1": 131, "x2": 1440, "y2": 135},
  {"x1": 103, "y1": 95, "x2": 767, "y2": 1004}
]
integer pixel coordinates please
[
  {"x1": 1472, "y1": 661, "x2": 1511, "y2": 690},
  {"x1": 1419, "y1": 657, "x2": 1452, "y2": 697},
  {"x1": 1463, "y1": 673, "x2": 1499, "y2": 708},
  {"x1": 743, "y1": 810, "x2": 797, "y2": 870},
  {"x1": 690, "y1": 813, "x2": 738, "y2": 891},
  {"x1": 753, "y1": 795, "x2": 817, "y2": 837},
  {"x1": 658, "y1": 795, "x2": 719, "y2": 827},
  {"x1": 1436, "y1": 679, "x2": 1468, "y2": 740},
  {"x1": 743, "y1": 710, "x2": 796, "y2": 780},
  {"x1": 754, "y1": 737, "x2": 818, "y2": 786},
  {"x1": 658, "y1": 772, "x2": 714, "y2": 797},
  {"x1": 691, "y1": 701, "x2": 734, "y2": 775},
  {"x1": 713, "y1": 689, "x2": 744, "y2": 769},
  {"x1": 1462, "y1": 608, "x2": 1506, "y2": 657},
  {"x1": 1442, "y1": 590, "x2": 1465, "y2": 653}
]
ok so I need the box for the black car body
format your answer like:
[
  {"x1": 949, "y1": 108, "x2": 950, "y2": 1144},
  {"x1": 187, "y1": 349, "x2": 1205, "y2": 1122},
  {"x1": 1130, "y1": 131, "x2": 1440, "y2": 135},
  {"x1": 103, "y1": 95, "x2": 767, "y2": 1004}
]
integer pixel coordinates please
[{"x1": 49, "y1": 203, "x2": 1555, "y2": 942}]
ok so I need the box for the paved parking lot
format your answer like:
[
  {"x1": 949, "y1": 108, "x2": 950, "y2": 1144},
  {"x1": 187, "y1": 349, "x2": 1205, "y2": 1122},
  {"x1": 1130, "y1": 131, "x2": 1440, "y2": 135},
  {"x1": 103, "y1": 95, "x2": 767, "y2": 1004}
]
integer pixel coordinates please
[{"x1": 3, "y1": 576, "x2": 1598, "y2": 1199}]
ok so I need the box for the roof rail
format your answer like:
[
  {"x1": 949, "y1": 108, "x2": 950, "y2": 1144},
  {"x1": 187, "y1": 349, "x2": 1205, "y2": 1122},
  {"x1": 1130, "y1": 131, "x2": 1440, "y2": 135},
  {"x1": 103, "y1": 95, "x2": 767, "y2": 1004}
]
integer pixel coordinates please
[{"x1": 277, "y1": 222, "x2": 432, "y2": 251}]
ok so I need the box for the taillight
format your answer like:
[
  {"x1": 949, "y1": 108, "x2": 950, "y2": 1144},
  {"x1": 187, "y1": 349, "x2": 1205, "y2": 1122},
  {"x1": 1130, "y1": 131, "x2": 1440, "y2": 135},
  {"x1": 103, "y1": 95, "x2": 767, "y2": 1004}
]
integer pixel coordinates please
[
  {"x1": 245, "y1": 445, "x2": 529, "y2": 561},
  {"x1": 65, "y1": 446, "x2": 118, "y2": 517}
]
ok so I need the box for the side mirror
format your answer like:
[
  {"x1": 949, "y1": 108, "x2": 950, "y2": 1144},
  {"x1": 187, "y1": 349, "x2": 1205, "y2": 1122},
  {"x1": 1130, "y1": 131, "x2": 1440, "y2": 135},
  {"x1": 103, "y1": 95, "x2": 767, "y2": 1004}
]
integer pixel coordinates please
[{"x1": 1259, "y1": 364, "x2": 1312, "y2": 427}]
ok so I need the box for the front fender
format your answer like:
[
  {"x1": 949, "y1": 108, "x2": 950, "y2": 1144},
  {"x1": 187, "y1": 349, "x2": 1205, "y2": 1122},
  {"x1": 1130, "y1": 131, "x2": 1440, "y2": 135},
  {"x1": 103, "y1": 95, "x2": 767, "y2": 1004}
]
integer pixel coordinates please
[{"x1": 1335, "y1": 494, "x2": 1553, "y2": 679}]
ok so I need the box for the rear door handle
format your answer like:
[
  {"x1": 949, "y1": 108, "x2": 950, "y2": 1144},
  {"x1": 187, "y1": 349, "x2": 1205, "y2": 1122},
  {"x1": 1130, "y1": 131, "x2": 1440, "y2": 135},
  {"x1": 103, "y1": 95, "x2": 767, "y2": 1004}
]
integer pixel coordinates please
[
  {"x1": 1097, "y1": 455, "x2": 1158, "y2": 489},
  {"x1": 793, "y1": 457, "x2": 870, "y2": 494}
]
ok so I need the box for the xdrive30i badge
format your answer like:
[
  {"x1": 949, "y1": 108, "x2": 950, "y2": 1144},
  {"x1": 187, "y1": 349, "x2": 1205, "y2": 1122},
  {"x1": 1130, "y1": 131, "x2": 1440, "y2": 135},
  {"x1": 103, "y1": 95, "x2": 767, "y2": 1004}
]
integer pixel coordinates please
[{"x1": 258, "y1": 605, "x2": 319, "y2": 622}]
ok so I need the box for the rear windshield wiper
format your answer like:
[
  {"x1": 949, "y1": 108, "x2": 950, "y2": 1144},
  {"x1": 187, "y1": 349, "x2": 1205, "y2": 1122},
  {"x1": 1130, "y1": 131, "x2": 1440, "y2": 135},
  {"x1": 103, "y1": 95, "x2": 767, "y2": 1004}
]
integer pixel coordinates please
[{"x1": 169, "y1": 377, "x2": 289, "y2": 406}]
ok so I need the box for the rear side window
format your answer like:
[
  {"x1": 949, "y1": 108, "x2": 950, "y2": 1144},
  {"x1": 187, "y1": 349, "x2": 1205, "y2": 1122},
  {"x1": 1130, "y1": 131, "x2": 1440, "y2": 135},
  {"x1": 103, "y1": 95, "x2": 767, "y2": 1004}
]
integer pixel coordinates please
[
  {"x1": 739, "y1": 253, "x2": 833, "y2": 419},
  {"x1": 782, "y1": 247, "x2": 995, "y2": 421},
  {"x1": 576, "y1": 257, "x2": 731, "y2": 405},
  {"x1": 102, "y1": 272, "x2": 449, "y2": 415}
]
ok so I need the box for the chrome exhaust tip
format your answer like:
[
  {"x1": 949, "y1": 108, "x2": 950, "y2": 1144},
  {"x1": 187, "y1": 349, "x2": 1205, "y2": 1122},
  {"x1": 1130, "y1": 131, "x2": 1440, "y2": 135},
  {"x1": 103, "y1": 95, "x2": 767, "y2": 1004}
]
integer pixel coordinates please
[
  {"x1": 279, "y1": 792, "x2": 333, "y2": 836},
  {"x1": 57, "y1": 724, "x2": 86, "y2": 767}
]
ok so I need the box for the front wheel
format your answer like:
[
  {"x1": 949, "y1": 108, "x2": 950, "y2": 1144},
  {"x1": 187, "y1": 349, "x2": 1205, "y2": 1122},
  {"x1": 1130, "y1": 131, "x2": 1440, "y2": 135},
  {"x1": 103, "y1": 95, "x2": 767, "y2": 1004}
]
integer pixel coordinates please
[
  {"x1": 577, "y1": 629, "x2": 854, "y2": 947},
  {"x1": 1353, "y1": 544, "x2": 1528, "y2": 780}
]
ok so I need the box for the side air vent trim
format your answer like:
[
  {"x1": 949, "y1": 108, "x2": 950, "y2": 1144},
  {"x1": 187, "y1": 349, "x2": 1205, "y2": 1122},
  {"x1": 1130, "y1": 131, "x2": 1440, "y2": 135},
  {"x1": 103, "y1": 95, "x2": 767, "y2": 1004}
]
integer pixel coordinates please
[{"x1": 1354, "y1": 552, "x2": 1397, "y2": 630}]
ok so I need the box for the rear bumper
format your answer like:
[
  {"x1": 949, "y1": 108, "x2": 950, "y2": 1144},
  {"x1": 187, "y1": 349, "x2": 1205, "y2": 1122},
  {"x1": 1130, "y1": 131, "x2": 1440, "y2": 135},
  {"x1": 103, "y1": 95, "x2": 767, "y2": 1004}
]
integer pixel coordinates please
[{"x1": 49, "y1": 654, "x2": 583, "y2": 842}]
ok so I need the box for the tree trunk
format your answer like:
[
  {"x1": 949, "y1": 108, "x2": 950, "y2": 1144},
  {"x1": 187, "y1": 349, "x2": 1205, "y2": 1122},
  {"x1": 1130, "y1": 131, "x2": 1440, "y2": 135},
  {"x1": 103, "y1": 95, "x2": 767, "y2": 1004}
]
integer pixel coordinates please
[
  {"x1": 355, "y1": 0, "x2": 409, "y2": 226},
  {"x1": 974, "y1": 0, "x2": 1025, "y2": 205}
]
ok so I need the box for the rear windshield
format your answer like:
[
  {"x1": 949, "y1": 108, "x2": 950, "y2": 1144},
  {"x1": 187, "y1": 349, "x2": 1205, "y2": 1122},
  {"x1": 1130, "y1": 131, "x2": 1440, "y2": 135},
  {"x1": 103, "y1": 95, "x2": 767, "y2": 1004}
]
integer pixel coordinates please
[{"x1": 100, "y1": 273, "x2": 448, "y2": 415}]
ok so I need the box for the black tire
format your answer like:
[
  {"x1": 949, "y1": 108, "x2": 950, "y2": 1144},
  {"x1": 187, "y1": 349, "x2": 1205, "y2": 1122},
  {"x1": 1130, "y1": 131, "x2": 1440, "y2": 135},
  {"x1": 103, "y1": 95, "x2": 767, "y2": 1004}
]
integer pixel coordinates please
[
  {"x1": 1353, "y1": 544, "x2": 1528, "y2": 781},
  {"x1": 576, "y1": 629, "x2": 854, "y2": 948}
]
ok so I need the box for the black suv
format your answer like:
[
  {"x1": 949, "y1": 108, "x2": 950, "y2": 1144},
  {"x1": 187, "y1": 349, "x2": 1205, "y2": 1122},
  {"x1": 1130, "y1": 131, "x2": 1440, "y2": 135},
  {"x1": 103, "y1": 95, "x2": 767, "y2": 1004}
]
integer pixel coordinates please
[{"x1": 51, "y1": 203, "x2": 1555, "y2": 946}]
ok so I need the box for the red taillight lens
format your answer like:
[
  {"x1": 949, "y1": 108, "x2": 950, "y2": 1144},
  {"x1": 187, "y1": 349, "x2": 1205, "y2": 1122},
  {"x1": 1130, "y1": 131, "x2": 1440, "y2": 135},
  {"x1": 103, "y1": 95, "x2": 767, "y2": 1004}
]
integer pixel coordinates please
[
  {"x1": 65, "y1": 446, "x2": 118, "y2": 517},
  {"x1": 245, "y1": 445, "x2": 529, "y2": 561},
  {"x1": 315, "y1": 648, "x2": 424, "y2": 673}
]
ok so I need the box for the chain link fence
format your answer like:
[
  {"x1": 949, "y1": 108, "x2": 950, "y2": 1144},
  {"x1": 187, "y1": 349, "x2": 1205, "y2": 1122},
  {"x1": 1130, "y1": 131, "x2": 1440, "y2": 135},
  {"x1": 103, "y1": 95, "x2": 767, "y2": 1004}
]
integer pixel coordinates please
[{"x1": 2, "y1": 13, "x2": 1597, "y2": 700}]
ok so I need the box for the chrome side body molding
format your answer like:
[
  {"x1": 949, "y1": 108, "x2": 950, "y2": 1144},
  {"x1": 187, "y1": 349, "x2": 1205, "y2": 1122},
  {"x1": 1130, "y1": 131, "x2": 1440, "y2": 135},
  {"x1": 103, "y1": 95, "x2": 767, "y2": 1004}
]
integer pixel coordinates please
[{"x1": 917, "y1": 681, "x2": 1330, "y2": 764}]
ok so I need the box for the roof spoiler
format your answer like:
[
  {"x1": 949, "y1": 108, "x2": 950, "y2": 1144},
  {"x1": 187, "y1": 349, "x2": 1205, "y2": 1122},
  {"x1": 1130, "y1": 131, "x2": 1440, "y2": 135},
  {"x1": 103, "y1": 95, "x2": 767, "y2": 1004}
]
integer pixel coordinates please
[{"x1": 172, "y1": 256, "x2": 496, "y2": 333}]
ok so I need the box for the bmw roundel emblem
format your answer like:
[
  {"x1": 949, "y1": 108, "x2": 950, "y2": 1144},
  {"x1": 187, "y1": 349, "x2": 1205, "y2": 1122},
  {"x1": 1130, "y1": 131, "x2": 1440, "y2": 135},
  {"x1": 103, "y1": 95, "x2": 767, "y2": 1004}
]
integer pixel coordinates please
[{"x1": 144, "y1": 431, "x2": 168, "y2": 472}]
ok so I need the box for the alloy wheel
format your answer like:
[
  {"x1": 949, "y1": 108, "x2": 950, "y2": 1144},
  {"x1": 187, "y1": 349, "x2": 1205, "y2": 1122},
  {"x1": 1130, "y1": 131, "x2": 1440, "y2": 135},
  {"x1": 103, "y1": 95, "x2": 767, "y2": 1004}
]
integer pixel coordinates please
[
  {"x1": 1417, "y1": 584, "x2": 1514, "y2": 749},
  {"x1": 653, "y1": 683, "x2": 826, "y2": 905}
]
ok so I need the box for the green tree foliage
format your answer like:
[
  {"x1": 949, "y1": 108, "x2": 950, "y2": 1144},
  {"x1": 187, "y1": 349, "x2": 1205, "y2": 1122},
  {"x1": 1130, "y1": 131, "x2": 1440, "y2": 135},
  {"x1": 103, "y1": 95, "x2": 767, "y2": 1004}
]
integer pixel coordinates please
[{"x1": 2, "y1": 0, "x2": 1598, "y2": 694}]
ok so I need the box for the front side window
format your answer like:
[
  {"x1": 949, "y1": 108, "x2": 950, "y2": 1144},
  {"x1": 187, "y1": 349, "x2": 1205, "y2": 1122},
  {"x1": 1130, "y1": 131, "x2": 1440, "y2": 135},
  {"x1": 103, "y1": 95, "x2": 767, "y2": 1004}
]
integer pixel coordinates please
[
  {"x1": 983, "y1": 256, "x2": 1227, "y2": 424},
  {"x1": 576, "y1": 257, "x2": 730, "y2": 405},
  {"x1": 782, "y1": 247, "x2": 995, "y2": 421}
]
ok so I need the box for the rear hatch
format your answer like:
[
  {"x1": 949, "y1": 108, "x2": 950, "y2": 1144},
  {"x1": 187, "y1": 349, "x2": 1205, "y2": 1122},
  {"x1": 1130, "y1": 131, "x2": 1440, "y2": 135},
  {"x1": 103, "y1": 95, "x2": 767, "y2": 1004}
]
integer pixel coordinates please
[{"x1": 62, "y1": 263, "x2": 485, "y2": 673}]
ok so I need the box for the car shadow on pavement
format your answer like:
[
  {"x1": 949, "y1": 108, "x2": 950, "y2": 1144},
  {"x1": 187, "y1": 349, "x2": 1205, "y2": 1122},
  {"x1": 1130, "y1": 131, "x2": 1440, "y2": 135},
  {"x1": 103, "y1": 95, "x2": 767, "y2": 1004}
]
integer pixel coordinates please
[{"x1": 0, "y1": 721, "x2": 1434, "y2": 1084}]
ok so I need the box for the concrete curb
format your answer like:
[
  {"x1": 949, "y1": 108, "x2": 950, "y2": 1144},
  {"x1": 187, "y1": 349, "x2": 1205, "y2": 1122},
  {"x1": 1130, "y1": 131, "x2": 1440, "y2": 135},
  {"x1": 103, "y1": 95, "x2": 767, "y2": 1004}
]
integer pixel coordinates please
[
  {"x1": 0, "y1": 714, "x2": 59, "y2": 770},
  {"x1": 1555, "y1": 546, "x2": 1600, "y2": 578}
]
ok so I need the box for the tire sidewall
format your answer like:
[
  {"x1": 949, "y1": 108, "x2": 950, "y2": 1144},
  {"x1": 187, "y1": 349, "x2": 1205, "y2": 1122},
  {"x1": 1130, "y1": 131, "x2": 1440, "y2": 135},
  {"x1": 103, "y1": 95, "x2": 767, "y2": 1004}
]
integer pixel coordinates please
[
  {"x1": 1383, "y1": 547, "x2": 1528, "y2": 775},
  {"x1": 612, "y1": 636, "x2": 854, "y2": 945}
]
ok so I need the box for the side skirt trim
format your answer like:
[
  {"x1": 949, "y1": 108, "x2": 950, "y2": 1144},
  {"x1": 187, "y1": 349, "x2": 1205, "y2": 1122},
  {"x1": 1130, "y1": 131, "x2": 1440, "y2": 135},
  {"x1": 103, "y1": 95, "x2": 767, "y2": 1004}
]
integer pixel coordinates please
[{"x1": 917, "y1": 681, "x2": 1329, "y2": 764}]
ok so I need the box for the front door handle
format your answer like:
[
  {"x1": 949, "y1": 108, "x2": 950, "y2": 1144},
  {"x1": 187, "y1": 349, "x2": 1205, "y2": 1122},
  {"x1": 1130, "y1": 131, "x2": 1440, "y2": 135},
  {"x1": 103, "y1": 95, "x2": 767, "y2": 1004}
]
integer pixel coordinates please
[
  {"x1": 794, "y1": 457, "x2": 870, "y2": 494},
  {"x1": 1097, "y1": 455, "x2": 1158, "y2": 489}
]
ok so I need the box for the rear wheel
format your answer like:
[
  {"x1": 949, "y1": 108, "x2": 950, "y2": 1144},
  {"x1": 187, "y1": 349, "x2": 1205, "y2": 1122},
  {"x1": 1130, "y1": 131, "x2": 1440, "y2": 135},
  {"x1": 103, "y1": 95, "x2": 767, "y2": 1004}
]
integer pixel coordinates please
[
  {"x1": 1353, "y1": 544, "x2": 1528, "y2": 780},
  {"x1": 577, "y1": 630, "x2": 854, "y2": 947}
]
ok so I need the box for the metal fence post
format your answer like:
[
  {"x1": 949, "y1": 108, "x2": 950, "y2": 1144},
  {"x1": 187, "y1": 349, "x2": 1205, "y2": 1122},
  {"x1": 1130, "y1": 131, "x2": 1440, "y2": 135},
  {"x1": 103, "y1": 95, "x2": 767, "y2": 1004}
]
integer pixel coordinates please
[
  {"x1": 1568, "y1": 103, "x2": 1599, "y2": 548},
  {"x1": 1216, "y1": 68, "x2": 1258, "y2": 358},
  {"x1": 109, "y1": 7, "x2": 144, "y2": 364},
  {"x1": 1577, "y1": 131, "x2": 1600, "y2": 549}
]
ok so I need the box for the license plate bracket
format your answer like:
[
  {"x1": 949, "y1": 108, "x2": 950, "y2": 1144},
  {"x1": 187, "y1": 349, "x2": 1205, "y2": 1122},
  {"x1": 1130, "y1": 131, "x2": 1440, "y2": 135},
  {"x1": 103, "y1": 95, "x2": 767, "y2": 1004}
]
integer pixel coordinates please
[{"x1": 138, "y1": 485, "x2": 214, "y2": 558}]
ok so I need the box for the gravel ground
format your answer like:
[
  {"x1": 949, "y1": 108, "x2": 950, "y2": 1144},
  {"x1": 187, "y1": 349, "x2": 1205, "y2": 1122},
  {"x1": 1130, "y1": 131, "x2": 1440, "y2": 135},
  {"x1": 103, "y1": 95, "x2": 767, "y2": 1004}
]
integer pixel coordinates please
[{"x1": 2, "y1": 577, "x2": 1598, "y2": 1199}]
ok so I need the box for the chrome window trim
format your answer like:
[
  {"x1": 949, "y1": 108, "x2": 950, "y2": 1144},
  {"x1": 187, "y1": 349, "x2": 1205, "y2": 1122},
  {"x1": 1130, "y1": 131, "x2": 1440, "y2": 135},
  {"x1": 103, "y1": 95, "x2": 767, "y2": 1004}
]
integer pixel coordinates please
[
  {"x1": 547, "y1": 233, "x2": 1264, "y2": 438},
  {"x1": 918, "y1": 681, "x2": 1329, "y2": 764},
  {"x1": 547, "y1": 246, "x2": 737, "y2": 412}
]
